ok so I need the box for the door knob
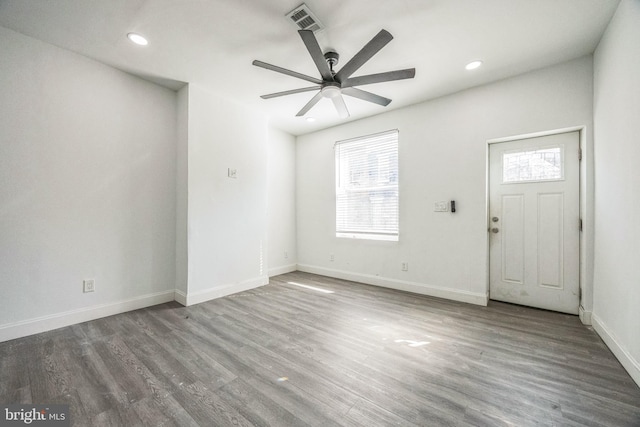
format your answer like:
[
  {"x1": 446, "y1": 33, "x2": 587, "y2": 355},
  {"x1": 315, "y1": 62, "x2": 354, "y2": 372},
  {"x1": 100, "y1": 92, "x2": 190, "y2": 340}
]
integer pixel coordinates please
[{"x1": 491, "y1": 227, "x2": 499, "y2": 233}]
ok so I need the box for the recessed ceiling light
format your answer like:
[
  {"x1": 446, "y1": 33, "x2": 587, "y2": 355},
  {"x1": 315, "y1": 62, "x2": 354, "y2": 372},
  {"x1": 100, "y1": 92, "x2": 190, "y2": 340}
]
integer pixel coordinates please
[
  {"x1": 465, "y1": 60, "x2": 483, "y2": 70},
  {"x1": 305, "y1": 117, "x2": 316, "y2": 122},
  {"x1": 127, "y1": 32, "x2": 148, "y2": 46}
]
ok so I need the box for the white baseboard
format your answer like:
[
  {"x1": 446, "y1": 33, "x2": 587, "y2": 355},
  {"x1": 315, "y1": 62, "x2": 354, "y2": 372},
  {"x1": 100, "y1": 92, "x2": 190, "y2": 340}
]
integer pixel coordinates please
[
  {"x1": 1, "y1": 275, "x2": 272, "y2": 342},
  {"x1": 268, "y1": 263, "x2": 297, "y2": 277},
  {"x1": 297, "y1": 264, "x2": 488, "y2": 306},
  {"x1": 0, "y1": 290, "x2": 175, "y2": 343},
  {"x1": 174, "y1": 289, "x2": 187, "y2": 306},
  {"x1": 180, "y1": 275, "x2": 269, "y2": 306},
  {"x1": 592, "y1": 313, "x2": 640, "y2": 387},
  {"x1": 579, "y1": 305, "x2": 592, "y2": 325}
]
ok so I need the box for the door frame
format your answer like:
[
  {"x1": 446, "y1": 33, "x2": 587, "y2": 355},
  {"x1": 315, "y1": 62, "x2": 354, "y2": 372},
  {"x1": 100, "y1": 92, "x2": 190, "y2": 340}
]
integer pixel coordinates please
[{"x1": 485, "y1": 126, "x2": 592, "y2": 324}]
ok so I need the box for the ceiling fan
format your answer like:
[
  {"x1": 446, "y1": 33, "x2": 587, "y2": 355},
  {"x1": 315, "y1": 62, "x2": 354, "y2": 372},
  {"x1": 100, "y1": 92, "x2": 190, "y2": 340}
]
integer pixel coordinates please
[{"x1": 252, "y1": 29, "x2": 415, "y2": 119}]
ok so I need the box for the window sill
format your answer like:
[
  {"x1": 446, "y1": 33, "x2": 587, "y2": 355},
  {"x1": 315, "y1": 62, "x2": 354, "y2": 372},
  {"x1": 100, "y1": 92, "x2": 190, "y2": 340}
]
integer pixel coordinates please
[{"x1": 336, "y1": 233, "x2": 398, "y2": 242}]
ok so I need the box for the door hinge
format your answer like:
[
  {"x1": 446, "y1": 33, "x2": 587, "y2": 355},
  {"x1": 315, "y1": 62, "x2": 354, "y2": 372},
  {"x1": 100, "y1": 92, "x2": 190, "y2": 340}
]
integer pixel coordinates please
[
  {"x1": 578, "y1": 148, "x2": 582, "y2": 161},
  {"x1": 579, "y1": 218, "x2": 583, "y2": 231}
]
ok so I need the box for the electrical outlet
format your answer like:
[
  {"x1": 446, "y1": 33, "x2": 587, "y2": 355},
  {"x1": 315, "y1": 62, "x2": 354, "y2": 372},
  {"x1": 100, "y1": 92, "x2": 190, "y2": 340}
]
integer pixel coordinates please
[
  {"x1": 330, "y1": 253, "x2": 335, "y2": 262},
  {"x1": 83, "y1": 279, "x2": 95, "y2": 293},
  {"x1": 401, "y1": 262, "x2": 409, "y2": 271},
  {"x1": 284, "y1": 251, "x2": 289, "y2": 259}
]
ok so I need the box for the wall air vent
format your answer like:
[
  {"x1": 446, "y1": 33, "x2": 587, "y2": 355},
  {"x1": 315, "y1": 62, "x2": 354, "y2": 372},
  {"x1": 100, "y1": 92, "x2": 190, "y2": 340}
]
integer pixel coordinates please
[{"x1": 285, "y1": 3, "x2": 325, "y2": 32}]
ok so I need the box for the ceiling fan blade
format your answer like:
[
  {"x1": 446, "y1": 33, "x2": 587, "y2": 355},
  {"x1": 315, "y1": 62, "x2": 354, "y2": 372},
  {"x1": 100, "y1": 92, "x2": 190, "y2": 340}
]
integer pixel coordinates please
[
  {"x1": 260, "y1": 86, "x2": 320, "y2": 99},
  {"x1": 253, "y1": 60, "x2": 323, "y2": 85},
  {"x1": 296, "y1": 91, "x2": 323, "y2": 116},
  {"x1": 342, "y1": 68, "x2": 415, "y2": 88},
  {"x1": 335, "y1": 29, "x2": 394, "y2": 82},
  {"x1": 331, "y1": 94, "x2": 350, "y2": 119},
  {"x1": 298, "y1": 30, "x2": 334, "y2": 81},
  {"x1": 342, "y1": 87, "x2": 391, "y2": 106}
]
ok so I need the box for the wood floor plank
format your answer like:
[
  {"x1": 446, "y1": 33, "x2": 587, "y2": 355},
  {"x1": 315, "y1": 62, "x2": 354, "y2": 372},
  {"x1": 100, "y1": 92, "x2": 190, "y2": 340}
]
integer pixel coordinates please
[
  {"x1": 215, "y1": 378, "x2": 309, "y2": 427},
  {"x1": 1, "y1": 271, "x2": 639, "y2": 426},
  {"x1": 130, "y1": 393, "x2": 199, "y2": 427},
  {"x1": 0, "y1": 341, "x2": 31, "y2": 403},
  {"x1": 92, "y1": 336, "x2": 157, "y2": 405},
  {"x1": 170, "y1": 380, "x2": 254, "y2": 427},
  {"x1": 344, "y1": 397, "x2": 426, "y2": 427}
]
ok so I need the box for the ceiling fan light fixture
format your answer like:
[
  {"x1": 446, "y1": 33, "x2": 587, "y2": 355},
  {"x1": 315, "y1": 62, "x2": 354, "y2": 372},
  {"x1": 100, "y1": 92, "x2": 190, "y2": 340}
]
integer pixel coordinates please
[
  {"x1": 321, "y1": 84, "x2": 341, "y2": 99},
  {"x1": 127, "y1": 32, "x2": 148, "y2": 46},
  {"x1": 465, "y1": 60, "x2": 483, "y2": 70}
]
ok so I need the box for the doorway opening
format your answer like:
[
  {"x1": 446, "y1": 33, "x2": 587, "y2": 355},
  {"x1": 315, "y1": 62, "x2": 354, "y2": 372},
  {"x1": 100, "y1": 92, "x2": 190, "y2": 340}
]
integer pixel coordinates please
[{"x1": 487, "y1": 129, "x2": 584, "y2": 315}]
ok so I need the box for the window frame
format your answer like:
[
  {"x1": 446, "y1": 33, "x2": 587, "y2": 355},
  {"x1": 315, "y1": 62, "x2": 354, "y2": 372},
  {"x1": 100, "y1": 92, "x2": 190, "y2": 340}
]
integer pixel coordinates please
[{"x1": 334, "y1": 129, "x2": 399, "y2": 241}]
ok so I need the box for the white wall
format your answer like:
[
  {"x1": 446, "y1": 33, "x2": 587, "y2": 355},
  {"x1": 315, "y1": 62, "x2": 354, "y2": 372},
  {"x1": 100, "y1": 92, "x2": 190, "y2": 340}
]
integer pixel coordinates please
[
  {"x1": 296, "y1": 56, "x2": 593, "y2": 306},
  {"x1": 184, "y1": 85, "x2": 269, "y2": 304},
  {"x1": 0, "y1": 27, "x2": 177, "y2": 341},
  {"x1": 592, "y1": 0, "x2": 640, "y2": 386},
  {"x1": 267, "y1": 127, "x2": 297, "y2": 277}
]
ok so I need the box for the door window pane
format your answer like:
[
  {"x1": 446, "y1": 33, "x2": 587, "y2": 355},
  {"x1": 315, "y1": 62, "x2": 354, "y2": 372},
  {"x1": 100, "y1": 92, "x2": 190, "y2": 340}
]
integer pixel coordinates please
[{"x1": 503, "y1": 146, "x2": 563, "y2": 183}]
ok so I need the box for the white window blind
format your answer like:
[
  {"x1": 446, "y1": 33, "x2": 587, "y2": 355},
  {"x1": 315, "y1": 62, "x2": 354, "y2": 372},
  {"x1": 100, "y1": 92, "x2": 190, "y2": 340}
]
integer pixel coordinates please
[{"x1": 335, "y1": 130, "x2": 399, "y2": 241}]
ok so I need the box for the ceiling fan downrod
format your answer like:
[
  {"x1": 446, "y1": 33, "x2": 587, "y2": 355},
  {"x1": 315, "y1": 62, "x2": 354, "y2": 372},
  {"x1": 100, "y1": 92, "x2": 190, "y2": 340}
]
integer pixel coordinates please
[{"x1": 324, "y1": 51, "x2": 339, "y2": 76}]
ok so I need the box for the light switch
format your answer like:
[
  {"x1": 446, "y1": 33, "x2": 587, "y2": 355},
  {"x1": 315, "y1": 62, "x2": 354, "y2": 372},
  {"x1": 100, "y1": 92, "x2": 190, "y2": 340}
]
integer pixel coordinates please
[
  {"x1": 228, "y1": 168, "x2": 237, "y2": 179},
  {"x1": 434, "y1": 201, "x2": 449, "y2": 212}
]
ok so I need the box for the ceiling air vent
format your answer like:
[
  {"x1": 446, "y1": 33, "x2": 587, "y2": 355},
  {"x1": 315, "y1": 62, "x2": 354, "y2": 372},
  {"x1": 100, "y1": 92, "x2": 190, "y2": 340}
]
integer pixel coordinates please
[{"x1": 285, "y1": 3, "x2": 325, "y2": 32}]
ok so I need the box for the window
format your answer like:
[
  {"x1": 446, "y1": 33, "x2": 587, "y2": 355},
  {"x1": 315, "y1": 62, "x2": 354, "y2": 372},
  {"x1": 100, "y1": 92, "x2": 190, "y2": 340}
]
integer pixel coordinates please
[
  {"x1": 335, "y1": 130, "x2": 399, "y2": 241},
  {"x1": 502, "y1": 145, "x2": 564, "y2": 183}
]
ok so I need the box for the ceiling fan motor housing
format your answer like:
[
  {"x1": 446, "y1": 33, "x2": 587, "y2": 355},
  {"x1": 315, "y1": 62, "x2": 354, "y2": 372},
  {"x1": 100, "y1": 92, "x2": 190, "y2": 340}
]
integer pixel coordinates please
[{"x1": 324, "y1": 51, "x2": 339, "y2": 74}]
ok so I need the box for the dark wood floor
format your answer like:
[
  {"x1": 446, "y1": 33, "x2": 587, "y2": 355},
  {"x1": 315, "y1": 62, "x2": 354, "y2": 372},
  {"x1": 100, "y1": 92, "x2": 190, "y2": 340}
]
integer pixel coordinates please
[{"x1": 1, "y1": 272, "x2": 639, "y2": 426}]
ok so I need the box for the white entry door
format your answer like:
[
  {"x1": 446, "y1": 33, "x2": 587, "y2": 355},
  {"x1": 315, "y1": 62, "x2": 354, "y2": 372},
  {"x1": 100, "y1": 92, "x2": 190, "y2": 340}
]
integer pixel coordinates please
[{"x1": 489, "y1": 131, "x2": 580, "y2": 314}]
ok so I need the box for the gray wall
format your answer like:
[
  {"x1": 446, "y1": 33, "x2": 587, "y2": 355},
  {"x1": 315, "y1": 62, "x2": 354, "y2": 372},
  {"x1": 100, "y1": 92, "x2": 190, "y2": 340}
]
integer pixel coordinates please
[
  {"x1": 182, "y1": 85, "x2": 269, "y2": 304},
  {"x1": 296, "y1": 56, "x2": 593, "y2": 306},
  {"x1": 0, "y1": 26, "x2": 178, "y2": 340},
  {"x1": 267, "y1": 127, "x2": 297, "y2": 277},
  {"x1": 592, "y1": 0, "x2": 640, "y2": 385}
]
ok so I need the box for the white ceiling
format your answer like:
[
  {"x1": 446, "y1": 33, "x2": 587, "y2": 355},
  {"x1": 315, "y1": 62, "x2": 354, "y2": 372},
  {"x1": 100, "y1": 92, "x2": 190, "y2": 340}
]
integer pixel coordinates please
[{"x1": 0, "y1": 0, "x2": 619, "y2": 136}]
